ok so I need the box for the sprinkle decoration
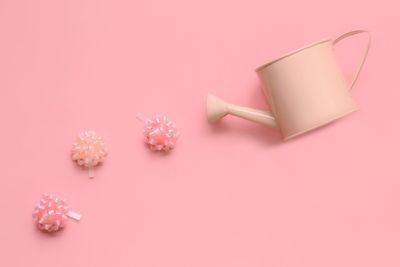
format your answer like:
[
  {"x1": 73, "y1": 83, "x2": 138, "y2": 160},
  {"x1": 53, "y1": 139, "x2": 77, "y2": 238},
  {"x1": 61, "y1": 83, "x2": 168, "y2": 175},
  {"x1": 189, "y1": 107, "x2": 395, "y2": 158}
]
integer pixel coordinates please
[
  {"x1": 72, "y1": 130, "x2": 107, "y2": 178},
  {"x1": 137, "y1": 113, "x2": 179, "y2": 151},
  {"x1": 32, "y1": 194, "x2": 81, "y2": 233}
]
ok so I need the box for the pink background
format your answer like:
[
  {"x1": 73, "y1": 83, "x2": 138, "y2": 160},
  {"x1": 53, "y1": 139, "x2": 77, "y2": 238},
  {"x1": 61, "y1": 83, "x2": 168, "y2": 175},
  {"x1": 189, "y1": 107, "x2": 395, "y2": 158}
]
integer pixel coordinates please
[{"x1": 1, "y1": 0, "x2": 399, "y2": 266}]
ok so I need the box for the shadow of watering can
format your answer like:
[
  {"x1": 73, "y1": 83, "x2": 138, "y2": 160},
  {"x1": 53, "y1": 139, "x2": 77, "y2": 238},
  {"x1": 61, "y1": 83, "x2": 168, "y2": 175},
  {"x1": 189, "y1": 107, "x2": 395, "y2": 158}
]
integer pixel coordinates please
[{"x1": 207, "y1": 30, "x2": 371, "y2": 140}]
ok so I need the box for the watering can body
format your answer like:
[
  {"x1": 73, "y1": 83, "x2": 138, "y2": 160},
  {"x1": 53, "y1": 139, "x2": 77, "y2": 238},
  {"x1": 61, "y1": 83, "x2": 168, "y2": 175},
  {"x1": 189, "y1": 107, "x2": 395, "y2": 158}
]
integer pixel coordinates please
[{"x1": 207, "y1": 30, "x2": 370, "y2": 140}]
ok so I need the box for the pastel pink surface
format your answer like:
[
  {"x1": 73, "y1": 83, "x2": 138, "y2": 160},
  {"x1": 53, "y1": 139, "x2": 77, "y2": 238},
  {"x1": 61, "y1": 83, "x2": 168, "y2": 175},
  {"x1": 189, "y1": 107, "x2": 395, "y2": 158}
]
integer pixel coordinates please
[{"x1": 0, "y1": 0, "x2": 399, "y2": 266}]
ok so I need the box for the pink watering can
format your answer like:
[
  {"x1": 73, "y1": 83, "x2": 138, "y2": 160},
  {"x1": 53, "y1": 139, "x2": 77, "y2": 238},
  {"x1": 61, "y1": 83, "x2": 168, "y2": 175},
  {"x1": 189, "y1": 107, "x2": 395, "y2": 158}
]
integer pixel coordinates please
[{"x1": 207, "y1": 30, "x2": 370, "y2": 140}]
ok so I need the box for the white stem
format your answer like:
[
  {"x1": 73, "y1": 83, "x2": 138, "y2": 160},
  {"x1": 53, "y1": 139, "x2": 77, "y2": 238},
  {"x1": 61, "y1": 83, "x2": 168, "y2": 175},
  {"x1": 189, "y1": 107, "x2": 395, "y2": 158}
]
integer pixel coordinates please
[
  {"x1": 88, "y1": 166, "x2": 95, "y2": 178},
  {"x1": 67, "y1": 210, "x2": 81, "y2": 221},
  {"x1": 136, "y1": 112, "x2": 149, "y2": 124}
]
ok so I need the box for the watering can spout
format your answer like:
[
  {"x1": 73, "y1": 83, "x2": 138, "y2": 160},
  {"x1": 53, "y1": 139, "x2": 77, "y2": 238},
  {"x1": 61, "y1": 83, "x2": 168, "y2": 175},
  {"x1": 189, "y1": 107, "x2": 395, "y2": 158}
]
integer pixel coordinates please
[{"x1": 207, "y1": 94, "x2": 277, "y2": 128}]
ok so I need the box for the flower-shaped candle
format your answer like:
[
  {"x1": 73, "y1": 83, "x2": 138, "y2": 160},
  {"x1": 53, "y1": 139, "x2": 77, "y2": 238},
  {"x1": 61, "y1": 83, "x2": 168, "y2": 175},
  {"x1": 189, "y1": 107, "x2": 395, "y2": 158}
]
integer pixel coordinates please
[
  {"x1": 136, "y1": 113, "x2": 179, "y2": 151},
  {"x1": 72, "y1": 130, "x2": 107, "y2": 178},
  {"x1": 32, "y1": 194, "x2": 81, "y2": 233}
]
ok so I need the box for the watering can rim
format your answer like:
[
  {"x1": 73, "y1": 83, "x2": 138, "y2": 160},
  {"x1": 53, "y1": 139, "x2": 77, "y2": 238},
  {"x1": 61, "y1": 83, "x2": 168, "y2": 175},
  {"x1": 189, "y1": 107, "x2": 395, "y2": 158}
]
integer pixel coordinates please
[{"x1": 255, "y1": 38, "x2": 331, "y2": 72}]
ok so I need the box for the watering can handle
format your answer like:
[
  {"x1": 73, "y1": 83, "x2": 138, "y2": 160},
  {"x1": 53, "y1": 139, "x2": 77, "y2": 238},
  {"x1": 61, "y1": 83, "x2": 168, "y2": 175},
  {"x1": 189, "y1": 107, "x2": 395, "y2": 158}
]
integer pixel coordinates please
[{"x1": 333, "y1": 30, "x2": 371, "y2": 90}]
